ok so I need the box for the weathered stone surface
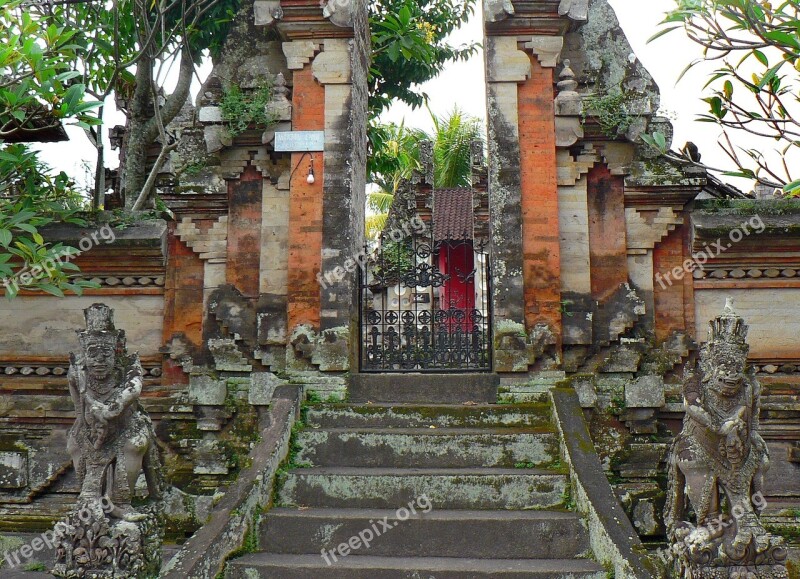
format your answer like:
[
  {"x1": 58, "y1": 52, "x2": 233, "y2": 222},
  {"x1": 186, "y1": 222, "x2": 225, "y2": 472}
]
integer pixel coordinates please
[
  {"x1": 625, "y1": 375, "x2": 665, "y2": 409},
  {"x1": 551, "y1": 388, "x2": 661, "y2": 579},
  {"x1": 665, "y1": 299, "x2": 788, "y2": 577},
  {"x1": 249, "y1": 372, "x2": 287, "y2": 405},
  {"x1": 0, "y1": 452, "x2": 27, "y2": 489},
  {"x1": 188, "y1": 373, "x2": 227, "y2": 405},
  {"x1": 52, "y1": 304, "x2": 164, "y2": 579}
]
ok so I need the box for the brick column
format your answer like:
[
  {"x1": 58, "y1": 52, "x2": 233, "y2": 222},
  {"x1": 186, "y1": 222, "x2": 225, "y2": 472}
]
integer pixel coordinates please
[{"x1": 485, "y1": 33, "x2": 564, "y2": 371}]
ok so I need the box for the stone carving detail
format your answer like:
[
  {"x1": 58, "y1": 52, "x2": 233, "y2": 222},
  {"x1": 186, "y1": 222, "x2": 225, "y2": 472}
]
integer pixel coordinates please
[
  {"x1": 484, "y1": 0, "x2": 514, "y2": 23},
  {"x1": 665, "y1": 299, "x2": 788, "y2": 578},
  {"x1": 53, "y1": 303, "x2": 164, "y2": 578}
]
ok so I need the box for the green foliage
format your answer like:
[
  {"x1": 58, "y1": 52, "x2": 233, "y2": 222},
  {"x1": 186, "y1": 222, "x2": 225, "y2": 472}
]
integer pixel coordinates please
[
  {"x1": 366, "y1": 107, "x2": 484, "y2": 238},
  {"x1": 652, "y1": 0, "x2": 800, "y2": 192},
  {"x1": 220, "y1": 80, "x2": 278, "y2": 137},
  {"x1": 375, "y1": 239, "x2": 414, "y2": 280},
  {"x1": 0, "y1": 144, "x2": 98, "y2": 298},
  {"x1": 368, "y1": 0, "x2": 479, "y2": 116},
  {"x1": 0, "y1": 0, "x2": 101, "y2": 139},
  {"x1": 514, "y1": 461, "x2": 537, "y2": 469},
  {"x1": 582, "y1": 91, "x2": 635, "y2": 138},
  {"x1": 561, "y1": 485, "x2": 576, "y2": 511}
]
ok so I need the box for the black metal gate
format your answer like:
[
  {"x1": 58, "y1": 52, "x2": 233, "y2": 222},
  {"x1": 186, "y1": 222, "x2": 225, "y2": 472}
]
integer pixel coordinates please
[{"x1": 359, "y1": 207, "x2": 491, "y2": 373}]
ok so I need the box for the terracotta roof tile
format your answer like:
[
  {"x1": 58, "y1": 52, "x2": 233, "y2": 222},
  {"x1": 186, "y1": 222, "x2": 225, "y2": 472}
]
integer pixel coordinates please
[{"x1": 433, "y1": 188, "x2": 474, "y2": 242}]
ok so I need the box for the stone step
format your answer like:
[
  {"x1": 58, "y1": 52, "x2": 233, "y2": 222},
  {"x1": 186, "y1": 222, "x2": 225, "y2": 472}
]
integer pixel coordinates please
[
  {"x1": 260, "y1": 508, "x2": 590, "y2": 559},
  {"x1": 304, "y1": 403, "x2": 553, "y2": 429},
  {"x1": 295, "y1": 428, "x2": 559, "y2": 468},
  {"x1": 349, "y1": 374, "x2": 499, "y2": 404},
  {"x1": 226, "y1": 554, "x2": 606, "y2": 578},
  {"x1": 278, "y1": 467, "x2": 568, "y2": 510}
]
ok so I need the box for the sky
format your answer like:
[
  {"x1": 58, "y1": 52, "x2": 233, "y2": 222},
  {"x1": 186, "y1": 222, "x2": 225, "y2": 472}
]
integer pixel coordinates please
[{"x1": 33, "y1": 1, "x2": 763, "y2": 193}]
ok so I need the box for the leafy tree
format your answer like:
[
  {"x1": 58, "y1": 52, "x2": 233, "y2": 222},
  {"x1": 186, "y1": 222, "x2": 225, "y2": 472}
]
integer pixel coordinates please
[
  {"x1": 0, "y1": 145, "x2": 94, "y2": 298},
  {"x1": 366, "y1": 107, "x2": 484, "y2": 239},
  {"x1": 367, "y1": 0, "x2": 479, "y2": 182},
  {"x1": 42, "y1": 0, "x2": 241, "y2": 209},
  {"x1": 649, "y1": 0, "x2": 800, "y2": 194},
  {"x1": 368, "y1": 0, "x2": 478, "y2": 115},
  {"x1": 0, "y1": 0, "x2": 101, "y2": 140},
  {"x1": 0, "y1": 1, "x2": 99, "y2": 297}
]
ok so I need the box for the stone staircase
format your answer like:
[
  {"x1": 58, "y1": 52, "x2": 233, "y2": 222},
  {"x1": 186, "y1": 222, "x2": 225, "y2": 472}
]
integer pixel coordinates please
[{"x1": 226, "y1": 379, "x2": 606, "y2": 578}]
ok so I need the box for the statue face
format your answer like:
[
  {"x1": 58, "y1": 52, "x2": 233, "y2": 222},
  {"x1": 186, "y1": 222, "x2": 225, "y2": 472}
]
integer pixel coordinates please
[
  {"x1": 709, "y1": 352, "x2": 746, "y2": 397},
  {"x1": 85, "y1": 343, "x2": 116, "y2": 380}
]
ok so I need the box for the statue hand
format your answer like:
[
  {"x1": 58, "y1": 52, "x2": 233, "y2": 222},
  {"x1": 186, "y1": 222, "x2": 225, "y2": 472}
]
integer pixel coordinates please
[
  {"x1": 68, "y1": 353, "x2": 86, "y2": 387},
  {"x1": 126, "y1": 354, "x2": 143, "y2": 382},
  {"x1": 89, "y1": 401, "x2": 111, "y2": 424}
]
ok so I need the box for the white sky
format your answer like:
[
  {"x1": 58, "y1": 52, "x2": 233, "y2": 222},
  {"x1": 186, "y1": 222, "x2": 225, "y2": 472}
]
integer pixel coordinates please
[{"x1": 35, "y1": 1, "x2": 762, "y2": 192}]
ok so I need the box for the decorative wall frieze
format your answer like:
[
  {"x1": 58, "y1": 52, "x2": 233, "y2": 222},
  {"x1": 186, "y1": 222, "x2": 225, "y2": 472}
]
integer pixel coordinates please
[
  {"x1": 71, "y1": 275, "x2": 165, "y2": 289},
  {"x1": 693, "y1": 267, "x2": 800, "y2": 281},
  {"x1": 0, "y1": 361, "x2": 163, "y2": 378},
  {"x1": 750, "y1": 359, "x2": 800, "y2": 375},
  {"x1": 175, "y1": 216, "x2": 228, "y2": 263},
  {"x1": 625, "y1": 207, "x2": 683, "y2": 255}
]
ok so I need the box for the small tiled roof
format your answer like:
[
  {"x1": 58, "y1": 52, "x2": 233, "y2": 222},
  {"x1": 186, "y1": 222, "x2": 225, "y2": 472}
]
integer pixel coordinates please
[{"x1": 433, "y1": 188, "x2": 474, "y2": 241}]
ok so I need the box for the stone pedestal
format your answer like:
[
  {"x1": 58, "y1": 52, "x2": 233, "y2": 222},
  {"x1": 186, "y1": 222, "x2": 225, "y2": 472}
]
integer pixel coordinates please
[
  {"x1": 52, "y1": 499, "x2": 163, "y2": 578},
  {"x1": 672, "y1": 517, "x2": 788, "y2": 579}
]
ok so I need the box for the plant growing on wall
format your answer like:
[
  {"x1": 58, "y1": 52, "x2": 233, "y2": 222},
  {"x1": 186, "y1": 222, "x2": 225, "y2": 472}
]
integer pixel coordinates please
[
  {"x1": 582, "y1": 91, "x2": 635, "y2": 138},
  {"x1": 220, "y1": 80, "x2": 278, "y2": 137}
]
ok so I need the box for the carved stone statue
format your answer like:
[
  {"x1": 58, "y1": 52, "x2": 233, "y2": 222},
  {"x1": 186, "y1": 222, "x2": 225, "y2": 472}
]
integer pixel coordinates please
[
  {"x1": 53, "y1": 303, "x2": 164, "y2": 578},
  {"x1": 665, "y1": 298, "x2": 788, "y2": 579}
]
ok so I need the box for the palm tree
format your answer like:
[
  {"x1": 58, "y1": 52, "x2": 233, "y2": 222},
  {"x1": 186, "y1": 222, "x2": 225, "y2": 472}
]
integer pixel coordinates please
[{"x1": 365, "y1": 106, "x2": 484, "y2": 239}]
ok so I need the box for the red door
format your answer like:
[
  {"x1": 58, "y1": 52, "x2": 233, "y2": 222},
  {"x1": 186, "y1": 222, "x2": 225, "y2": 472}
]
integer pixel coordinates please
[{"x1": 438, "y1": 241, "x2": 475, "y2": 330}]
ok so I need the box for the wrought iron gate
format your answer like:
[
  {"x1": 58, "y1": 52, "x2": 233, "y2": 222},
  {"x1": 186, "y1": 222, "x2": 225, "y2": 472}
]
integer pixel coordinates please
[{"x1": 359, "y1": 210, "x2": 492, "y2": 372}]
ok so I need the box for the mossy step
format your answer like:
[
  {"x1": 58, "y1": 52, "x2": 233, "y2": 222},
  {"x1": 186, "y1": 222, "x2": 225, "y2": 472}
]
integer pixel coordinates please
[
  {"x1": 259, "y1": 507, "x2": 590, "y2": 559},
  {"x1": 295, "y1": 427, "x2": 559, "y2": 468},
  {"x1": 304, "y1": 403, "x2": 552, "y2": 429},
  {"x1": 278, "y1": 467, "x2": 569, "y2": 510},
  {"x1": 226, "y1": 554, "x2": 606, "y2": 578}
]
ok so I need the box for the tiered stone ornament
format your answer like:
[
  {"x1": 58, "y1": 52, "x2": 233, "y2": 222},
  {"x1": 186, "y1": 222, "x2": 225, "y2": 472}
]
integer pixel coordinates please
[
  {"x1": 52, "y1": 304, "x2": 164, "y2": 578},
  {"x1": 665, "y1": 298, "x2": 788, "y2": 578}
]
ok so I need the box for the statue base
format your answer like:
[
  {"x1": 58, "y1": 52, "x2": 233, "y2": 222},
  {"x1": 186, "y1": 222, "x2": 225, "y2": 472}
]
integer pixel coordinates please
[
  {"x1": 684, "y1": 566, "x2": 789, "y2": 579},
  {"x1": 673, "y1": 519, "x2": 788, "y2": 579},
  {"x1": 52, "y1": 499, "x2": 163, "y2": 579}
]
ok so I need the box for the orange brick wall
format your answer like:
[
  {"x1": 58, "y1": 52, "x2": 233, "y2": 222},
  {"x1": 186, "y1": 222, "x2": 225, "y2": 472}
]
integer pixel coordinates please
[
  {"x1": 587, "y1": 164, "x2": 628, "y2": 302},
  {"x1": 287, "y1": 66, "x2": 324, "y2": 330},
  {"x1": 653, "y1": 225, "x2": 690, "y2": 342},
  {"x1": 518, "y1": 55, "x2": 562, "y2": 338},
  {"x1": 162, "y1": 221, "x2": 205, "y2": 383}
]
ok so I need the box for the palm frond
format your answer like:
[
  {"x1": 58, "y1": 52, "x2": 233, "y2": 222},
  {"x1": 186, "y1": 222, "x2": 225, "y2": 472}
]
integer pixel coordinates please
[
  {"x1": 365, "y1": 213, "x2": 389, "y2": 240},
  {"x1": 367, "y1": 190, "x2": 394, "y2": 213}
]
